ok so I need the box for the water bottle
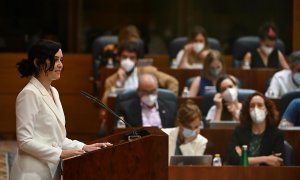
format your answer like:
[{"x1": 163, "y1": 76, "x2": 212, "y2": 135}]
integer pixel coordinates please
[
  {"x1": 117, "y1": 116, "x2": 126, "y2": 128},
  {"x1": 181, "y1": 86, "x2": 190, "y2": 97},
  {"x1": 242, "y1": 145, "x2": 249, "y2": 166},
  {"x1": 106, "y1": 58, "x2": 114, "y2": 68},
  {"x1": 212, "y1": 154, "x2": 222, "y2": 166}
]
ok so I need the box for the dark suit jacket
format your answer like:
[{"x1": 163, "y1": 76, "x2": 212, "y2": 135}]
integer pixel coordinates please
[
  {"x1": 227, "y1": 126, "x2": 285, "y2": 165},
  {"x1": 115, "y1": 91, "x2": 177, "y2": 128}
]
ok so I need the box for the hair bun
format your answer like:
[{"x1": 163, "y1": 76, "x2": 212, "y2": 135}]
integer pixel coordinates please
[{"x1": 17, "y1": 58, "x2": 34, "y2": 77}]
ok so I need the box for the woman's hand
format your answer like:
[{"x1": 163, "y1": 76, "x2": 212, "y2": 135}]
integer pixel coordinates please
[
  {"x1": 214, "y1": 93, "x2": 223, "y2": 109},
  {"x1": 82, "y1": 142, "x2": 113, "y2": 152},
  {"x1": 183, "y1": 43, "x2": 194, "y2": 54},
  {"x1": 264, "y1": 153, "x2": 283, "y2": 166},
  {"x1": 60, "y1": 149, "x2": 85, "y2": 159},
  {"x1": 235, "y1": 146, "x2": 242, "y2": 156}
]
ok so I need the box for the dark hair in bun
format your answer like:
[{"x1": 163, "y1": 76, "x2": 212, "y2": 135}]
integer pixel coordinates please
[{"x1": 17, "y1": 39, "x2": 61, "y2": 77}]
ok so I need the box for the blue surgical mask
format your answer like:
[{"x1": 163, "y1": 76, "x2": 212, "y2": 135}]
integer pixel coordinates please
[
  {"x1": 182, "y1": 127, "x2": 197, "y2": 138},
  {"x1": 293, "y1": 73, "x2": 300, "y2": 85}
]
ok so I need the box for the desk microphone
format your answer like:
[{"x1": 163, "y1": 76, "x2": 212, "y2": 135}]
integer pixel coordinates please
[{"x1": 80, "y1": 90, "x2": 140, "y2": 137}]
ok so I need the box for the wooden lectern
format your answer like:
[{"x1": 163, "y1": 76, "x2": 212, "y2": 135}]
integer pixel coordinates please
[{"x1": 62, "y1": 127, "x2": 168, "y2": 180}]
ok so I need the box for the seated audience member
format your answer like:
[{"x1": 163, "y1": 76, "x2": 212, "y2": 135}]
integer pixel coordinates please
[
  {"x1": 279, "y1": 98, "x2": 300, "y2": 127},
  {"x1": 101, "y1": 41, "x2": 178, "y2": 104},
  {"x1": 115, "y1": 73, "x2": 177, "y2": 128},
  {"x1": 206, "y1": 75, "x2": 242, "y2": 122},
  {"x1": 162, "y1": 100, "x2": 208, "y2": 161},
  {"x1": 228, "y1": 92, "x2": 285, "y2": 166},
  {"x1": 265, "y1": 51, "x2": 300, "y2": 99},
  {"x1": 102, "y1": 25, "x2": 142, "y2": 66},
  {"x1": 242, "y1": 22, "x2": 289, "y2": 69},
  {"x1": 118, "y1": 25, "x2": 141, "y2": 45},
  {"x1": 175, "y1": 26, "x2": 210, "y2": 69},
  {"x1": 189, "y1": 50, "x2": 236, "y2": 96}
]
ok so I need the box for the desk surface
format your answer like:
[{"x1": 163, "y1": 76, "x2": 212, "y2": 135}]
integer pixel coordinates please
[{"x1": 169, "y1": 166, "x2": 300, "y2": 180}]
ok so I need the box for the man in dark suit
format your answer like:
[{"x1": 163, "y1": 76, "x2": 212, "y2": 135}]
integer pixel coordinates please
[{"x1": 116, "y1": 73, "x2": 177, "y2": 128}]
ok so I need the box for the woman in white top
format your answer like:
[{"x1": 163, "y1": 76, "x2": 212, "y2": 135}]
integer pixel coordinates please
[
  {"x1": 10, "y1": 40, "x2": 112, "y2": 180},
  {"x1": 175, "y1": 26, "x2": 210, "y2": 69},
  {"x1": 162, "y1": 100, "x2": 208, "y2": 163},
  {"x1": 206, "y1": 75, "x2": 242, "y2": 122}
]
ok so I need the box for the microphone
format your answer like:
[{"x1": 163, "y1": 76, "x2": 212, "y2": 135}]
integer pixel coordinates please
[{"x1": 80, "y1": 90, "x2": 140, "y2": 137}]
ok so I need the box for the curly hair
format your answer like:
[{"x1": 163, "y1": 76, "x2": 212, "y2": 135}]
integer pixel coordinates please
[{"x1": 239, "y1": 92, "x2": 279, "y2": 128}]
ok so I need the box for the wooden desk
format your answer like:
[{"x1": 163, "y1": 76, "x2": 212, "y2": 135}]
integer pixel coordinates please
[{"x1": 169, "y1": 166, "x2": 300, "y2": 180}]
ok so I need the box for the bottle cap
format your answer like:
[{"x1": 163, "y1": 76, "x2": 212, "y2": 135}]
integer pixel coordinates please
[
  {"x1": 242, "y1": 145, "x2": 248, "y2": 149},
  {"x1": 214, "y1": 154, "x2": 220, "y2": 157}
]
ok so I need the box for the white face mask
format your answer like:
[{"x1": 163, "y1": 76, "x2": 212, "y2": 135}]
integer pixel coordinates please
[
  {"x1": 141, "y1": 94, "x2": 157, "y2": 107},
  {"x1": 222, "y1": 88, "x2": 238, "y2": 102},
  {"x1": 182, "y1": 127, "x2": 198, "y2": 138},
  {"x1": 293, "y1": 73, "x2": 300, "y2": 85},
  {"x1": 261, "y1": 45, "x2": 274, "y2": 56},
  {"x1": 121, "y1": 58, "x2": 135, "y2": 72},
  {"x1": 193, "y1": 43, "x2": 205, "y2": 53},
  {"x1": 250, "y1": 107, "x2": 267, "y2": 124}
]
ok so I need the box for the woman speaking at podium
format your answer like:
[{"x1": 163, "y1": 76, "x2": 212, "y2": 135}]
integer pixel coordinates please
[{"x1": 10, "y1": 40, "x2": 112, "y2": 180}]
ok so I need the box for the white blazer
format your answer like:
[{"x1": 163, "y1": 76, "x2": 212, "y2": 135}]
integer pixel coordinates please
[
  {"x1": 10, "y1": 77, "x2": 85, "y2": 180},
  {"x1": 162, "y1": 127, "x2": 208, "y2": 163}
]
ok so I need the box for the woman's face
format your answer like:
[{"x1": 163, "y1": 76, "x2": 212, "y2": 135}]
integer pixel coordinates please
[
  {"x1": 209, "y1": 59, "x2": 223, "y2": 78},
  {"x1": 45, "y1": 49, "x2": 63, "y2": 81},
  {"x1": 260, "y1": 39, "x2": 276, "y2": 48},
  {"x1": 249, "y1": 95, "x2": 266, "y2": 111},
  {"x1": 194, "y1": 33, "x2": 206, "y2": 44},
  {"x1": 181, "y1": 117, "x2": 201, "y2": 131},
  {"x1": 219, "y1": 78, "x2": 236, "y2": 93}
]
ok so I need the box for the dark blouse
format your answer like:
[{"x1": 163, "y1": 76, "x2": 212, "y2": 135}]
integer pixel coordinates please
[
  {"x1": 227, "y1": 126, "x2": 285, "y2": 165},
  {"x1": 251, "y1": 49, "x2": 280, "y2": 69},
  {"x1": 197, "y1": 76, "x2": 213, "y2": 96}
]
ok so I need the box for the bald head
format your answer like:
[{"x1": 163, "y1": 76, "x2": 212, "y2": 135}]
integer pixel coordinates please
[{"x1": 138, "y1": 73, "x2": 158, "y2": 97}]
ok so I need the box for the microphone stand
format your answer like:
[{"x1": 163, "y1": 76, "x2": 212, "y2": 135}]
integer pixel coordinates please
[{"x1": 80, "y1": 90, "x2": 141, "y2": 137}]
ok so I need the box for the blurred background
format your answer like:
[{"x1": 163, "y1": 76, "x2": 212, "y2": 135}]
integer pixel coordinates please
[{"x1": 0, "y1": 0, "x2": 294, "y2": 54}]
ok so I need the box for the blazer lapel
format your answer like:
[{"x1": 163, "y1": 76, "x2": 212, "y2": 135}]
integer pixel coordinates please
[{"x1": 30, "y1": 78, "x2": 65, "y2": 125}]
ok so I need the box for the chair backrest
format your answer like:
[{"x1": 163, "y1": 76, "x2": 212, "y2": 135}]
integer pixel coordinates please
[
  {"x1": 232, "y1": 36, "x2": 286, "y2": 68},
  {"x1": 116, "y1": 88, "x2": 177, "y2": 105},
  {"x1": 279, "y1": 90, "x2": 300, "y2": 116},
  {"x1": 284, "y1": 140, "x2": 294, "y2": 166},
  {"x1": 169, "y1": 37, "x2": 222, "y2": 59},
  {"x1": 202, "y1": 89, "x2": 256, "y2": 118}
]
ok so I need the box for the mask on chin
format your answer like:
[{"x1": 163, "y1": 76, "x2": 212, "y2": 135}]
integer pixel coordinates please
[
  {"x1": 250, "y1": 107, "x2": 267, "y2": 124},
  {"x1": 222, "y1": 88, "x2": 238, "y2": 102},
  {"x1": 193, "y1": 43, "x2": 205, "y2": 53},
  {"x1": 121, "y1": 58, "x2": 135, "y2": 72},
  {"x1": 261, "y1": 45, "x2": 274, "y2": 56},
  {"x1": 141, "y1": 94, "x2": 157, "y2": 107}
]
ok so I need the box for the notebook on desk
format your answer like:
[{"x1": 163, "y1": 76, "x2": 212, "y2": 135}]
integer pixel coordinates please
[
  {"x1": 170, "y1": 155, "x2": 213, "y2": 166},
  {"x1": 209, "y1": 121, "x2": 240, "y2": 129}
]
